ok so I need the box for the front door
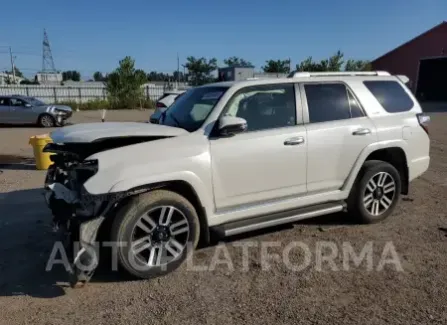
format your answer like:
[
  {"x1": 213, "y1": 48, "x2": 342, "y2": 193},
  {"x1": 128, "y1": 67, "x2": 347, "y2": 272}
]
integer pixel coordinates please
[
  {"x1": 9, "y1": 98, "x2": 35, "y2": 123},
  {"x1": 210, "y1": 83, "x2": 307, "y2": 210},
  {"x1": 301, "y1": 82, "x2": 378, "y2": 193}
]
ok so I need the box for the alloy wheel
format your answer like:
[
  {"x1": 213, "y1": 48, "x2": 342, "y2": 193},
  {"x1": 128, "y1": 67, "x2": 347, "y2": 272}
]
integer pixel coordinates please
[
  {"x1": 130, "y1": 206, "x2": 190, "y2": 267},
  {"x1": 41, "y1": 115, "x2": 53, "y2": 127},
  {"x1": 363, "y1": 171, "x2": 396, "y2": 216}
]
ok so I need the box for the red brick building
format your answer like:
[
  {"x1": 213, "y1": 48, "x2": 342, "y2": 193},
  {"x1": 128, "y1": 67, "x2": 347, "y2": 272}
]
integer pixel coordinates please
[{"x1": 372, "y1": 21, "x2": 447, "y2": 101}]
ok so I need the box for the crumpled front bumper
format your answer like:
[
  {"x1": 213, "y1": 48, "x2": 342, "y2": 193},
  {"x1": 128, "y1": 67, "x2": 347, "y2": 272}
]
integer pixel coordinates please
[{"x1": 44, "y1": 167, "x2": 108, "y2": 287}]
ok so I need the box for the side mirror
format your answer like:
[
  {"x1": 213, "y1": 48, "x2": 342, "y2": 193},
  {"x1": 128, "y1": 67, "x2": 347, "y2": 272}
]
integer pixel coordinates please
[
  {"x1": 218, "y1": 116, "x2": 247, "y2": 136},
  {"x1": 24, "y1": 103, "x2": 32, "y2": 108}
]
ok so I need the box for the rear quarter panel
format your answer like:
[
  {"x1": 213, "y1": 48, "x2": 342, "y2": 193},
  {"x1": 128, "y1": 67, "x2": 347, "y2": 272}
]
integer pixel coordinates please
[{"x1": 351, "y1": 78, "x2": 430, "y2": 181}]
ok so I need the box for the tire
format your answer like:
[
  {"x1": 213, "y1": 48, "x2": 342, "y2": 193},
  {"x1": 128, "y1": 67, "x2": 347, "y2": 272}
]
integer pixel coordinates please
[
  {"x1": 111, "y1": 190, "x2": 200, "y2": 279},
  {"x1": 347, "y1": 160, "x2": 401, "y2": 224},
  {"x1": 38, "y1": 114, "x2": 55, "y2": 127}
]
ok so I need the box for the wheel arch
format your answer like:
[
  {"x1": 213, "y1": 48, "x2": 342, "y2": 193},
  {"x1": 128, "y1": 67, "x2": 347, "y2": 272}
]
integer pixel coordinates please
[
  {"x1": 364, "y1": 147, "x2": 409, "y2": 194},
  {"x1": 343, "y1": 141, "x2": 409, "y2": 195},
  {"x1": 98, "y1": 180, "x2": 211, "y2": 247}
]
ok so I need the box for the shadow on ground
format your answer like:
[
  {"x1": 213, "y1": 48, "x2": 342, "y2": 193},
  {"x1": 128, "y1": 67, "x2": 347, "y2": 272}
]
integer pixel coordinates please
[
  {"x1": 0, "y1": 189, "x2": 68, "y2": 298},
  {"x1": 0, "y1": 155, "x2": 36, "y2": 170},
  {"x1": 0, "y1": 187, "x2": 355, "y2": 297}
]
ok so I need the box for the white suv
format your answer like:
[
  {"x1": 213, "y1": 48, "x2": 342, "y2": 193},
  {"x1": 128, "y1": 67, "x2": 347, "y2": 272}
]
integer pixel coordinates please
[{"x1": 43, "y1": 71, "x2": 430, "y2": 286}]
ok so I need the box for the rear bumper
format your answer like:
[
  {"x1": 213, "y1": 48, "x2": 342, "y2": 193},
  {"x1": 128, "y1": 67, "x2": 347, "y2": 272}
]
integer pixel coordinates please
[{"x1": 409, "y1": 156, "x2": 430, "y2": 181}]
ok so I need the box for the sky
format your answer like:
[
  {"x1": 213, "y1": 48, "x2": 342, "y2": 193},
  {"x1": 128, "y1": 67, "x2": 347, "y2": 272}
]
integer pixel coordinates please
[{"x1": 0, "y1": 0, "x2": 445, "y2": 79}]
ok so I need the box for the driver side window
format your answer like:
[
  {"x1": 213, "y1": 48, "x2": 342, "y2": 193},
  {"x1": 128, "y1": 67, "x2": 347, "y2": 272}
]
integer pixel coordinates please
[
  {"x1": 10, "y1": 98, "x2": 26, "y2": 106},
  {"x1": 223, "y1": 84, "x2": 296, "y2": 132}
]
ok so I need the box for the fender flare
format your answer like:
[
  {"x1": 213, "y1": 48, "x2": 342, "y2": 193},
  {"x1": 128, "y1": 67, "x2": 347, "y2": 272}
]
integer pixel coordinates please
[{"x1": 342, "y1": 140, "x2": 408, "y2": 192}]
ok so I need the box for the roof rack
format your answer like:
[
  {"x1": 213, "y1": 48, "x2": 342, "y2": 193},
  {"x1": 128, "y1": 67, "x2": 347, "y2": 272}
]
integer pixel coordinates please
[{"x1": 288, "y1": 71, "x2": 390, "y2": 78}]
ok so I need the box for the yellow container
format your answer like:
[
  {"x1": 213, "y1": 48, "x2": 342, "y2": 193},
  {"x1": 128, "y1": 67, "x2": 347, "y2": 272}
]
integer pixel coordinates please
[{"x1": 29, "y1": 134, "x2": 54, "y2": 170}]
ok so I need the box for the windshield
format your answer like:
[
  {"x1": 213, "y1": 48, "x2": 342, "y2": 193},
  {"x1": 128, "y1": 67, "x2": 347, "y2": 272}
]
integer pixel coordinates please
[
  {"x1": 27, "y1": 97, "x2": 45, "y2": 106},
  {"x1": 161, "y1": 86, "x2": 228, "y2": 132}
]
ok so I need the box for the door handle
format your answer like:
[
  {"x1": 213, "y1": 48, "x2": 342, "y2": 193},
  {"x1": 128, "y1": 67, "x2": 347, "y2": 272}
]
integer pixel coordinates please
[
  {"x1": 284, "y1": 136, "x2": 305, "y2": 146},
  {"x1": 352, "y1": 128, "x2": 371, "y2": 136}
]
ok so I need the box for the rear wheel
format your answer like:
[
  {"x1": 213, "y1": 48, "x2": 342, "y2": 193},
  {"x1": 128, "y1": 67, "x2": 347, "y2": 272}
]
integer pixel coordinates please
[
  {"x1": 348, "y1": 160, "x2": 401, "y2": 223},
  {"x1": 111, "y1": 190, "x2": 200, "y2": 279},
  {"x1": 38, "y1": 114, "x2": 55, "y2": 127}
]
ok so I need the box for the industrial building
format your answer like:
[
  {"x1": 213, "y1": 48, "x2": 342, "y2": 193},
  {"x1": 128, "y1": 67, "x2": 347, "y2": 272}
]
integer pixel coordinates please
[{"x1": 372, "y1": 21, "x2": 447, "y2": 101}]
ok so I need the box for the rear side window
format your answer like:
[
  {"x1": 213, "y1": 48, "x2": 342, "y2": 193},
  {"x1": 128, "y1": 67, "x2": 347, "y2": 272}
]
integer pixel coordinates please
[
  {"x1": 304, "y1": 83, "x2": 364, "y2": 123},
  {"x1": 363, "y1": 81, "x2": 414, "y2": 113}
]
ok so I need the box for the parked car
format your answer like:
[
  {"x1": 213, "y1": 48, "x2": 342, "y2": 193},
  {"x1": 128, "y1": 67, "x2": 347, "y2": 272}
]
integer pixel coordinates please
[
  {"x1": 43, "y1": 71, "x2": 430, "y2": 286},
  {"x1": 0, "y1": 95, "x2": 72, "y2": 127},
  {"x1": 150, "y1": 90, "x2": 185, "y2": 123}
]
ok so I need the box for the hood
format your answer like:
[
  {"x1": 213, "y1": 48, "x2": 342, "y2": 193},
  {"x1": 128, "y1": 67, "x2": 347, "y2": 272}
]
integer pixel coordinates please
[
  {"x1": 36, "y1": 104, "x2": 73, "y2": 113},
  {"x1": 50, "y1": 122, "x2": 188, "y2": 143}
]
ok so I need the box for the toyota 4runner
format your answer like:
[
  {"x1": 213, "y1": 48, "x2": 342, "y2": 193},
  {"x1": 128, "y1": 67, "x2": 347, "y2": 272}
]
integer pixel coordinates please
[{"x1": 43, "y1": 71, "x2": 430, "y2": 286}]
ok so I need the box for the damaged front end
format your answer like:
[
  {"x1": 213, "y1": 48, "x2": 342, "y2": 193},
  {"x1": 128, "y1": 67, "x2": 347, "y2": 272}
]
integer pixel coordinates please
[
  {"x1": 43, "y1": 143, "x2": 123, "y2": 287},
  {"x1": 43, "y1": 133, "x2": 176, "y2": 287}
]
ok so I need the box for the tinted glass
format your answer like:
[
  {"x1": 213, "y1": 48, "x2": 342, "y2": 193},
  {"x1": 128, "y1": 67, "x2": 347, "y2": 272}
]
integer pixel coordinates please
[
  {"x1": 162, "y1": 86, "x2": 228, "y2": 132},
  {"x1": 224, "y1": 84, "x2": 296, "y2": 132},
  {"x1": 28, "y1": 97, "x2": 45, "y2": 106},
  {"x1": 10, "y1": 98, "x2": 25, "y2": 106},
  {"x1": 347, "y1": 90, "x2": 365, "y2": 118},
  {"x1": 0, "y1": 98, "x2": 9, "y2": 106},
  {"x1": 305, "y1": 83, "x2": 351, "y2": 123},
  {"x1": 363, "y1": 81, "x2": 414, "y2": 113}
]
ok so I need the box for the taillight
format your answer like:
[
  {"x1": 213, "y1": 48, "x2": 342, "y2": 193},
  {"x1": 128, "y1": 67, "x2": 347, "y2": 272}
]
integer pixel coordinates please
[
  {"x1": 156, "y1": 102, "x2": 167, "y2": 108},
  {"x1": 416, "y1": 113, "x2": 430, "y2": 135}
]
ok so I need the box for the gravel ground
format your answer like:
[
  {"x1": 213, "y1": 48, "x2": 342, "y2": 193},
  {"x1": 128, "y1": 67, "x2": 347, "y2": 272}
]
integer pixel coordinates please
[{"x1": 0, "y1": 108, "x2": 446, "y2": 325}]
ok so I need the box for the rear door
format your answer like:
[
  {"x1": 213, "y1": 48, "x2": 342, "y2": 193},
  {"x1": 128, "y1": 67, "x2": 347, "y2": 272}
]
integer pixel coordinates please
[{"x1": 301, "y1": 82, "x2": 378, "y2": 193}]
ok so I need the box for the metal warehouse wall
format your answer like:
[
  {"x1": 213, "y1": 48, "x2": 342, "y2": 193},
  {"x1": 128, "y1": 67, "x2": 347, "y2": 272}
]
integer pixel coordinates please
[{"x1": 372, "y1": 22, "x2": 447, "y2": 91}]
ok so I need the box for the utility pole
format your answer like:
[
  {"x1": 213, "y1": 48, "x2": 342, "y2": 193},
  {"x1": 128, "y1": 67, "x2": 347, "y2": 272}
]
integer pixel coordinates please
[
  {"x1": 177, "y1": 53, "x2": 180, "y2": 86},
  {"x1": 9, "y1": 47, "x2": 16, "y2": 84}
]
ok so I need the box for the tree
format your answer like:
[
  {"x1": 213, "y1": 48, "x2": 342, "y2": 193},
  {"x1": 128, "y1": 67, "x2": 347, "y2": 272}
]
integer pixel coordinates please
[
  {"x1": 93, "y1": 71, "x2": 106, "y2": 82},
  {"x1": 20, "y1": 79, "x2": 39, "y2": 85},
  {"x1": 327, "y1": 50, "x2": 344, "y2": 71},
  {"x1": 147, "y1": 71, "x2": 170, "y2": 82},
  {"x1": 184, "y1": 56, "x2": 217, "y2": 86},
  {"x1": 345, "y1": 59, "x2": 372, "y2": 71},
  {"x1": 2, "y1": 67, "x2": 24, "y2": 83},
  {"x1": 223, "y1": 57, "x2": 253, "y2": 67},
  {"x1": 296, "y1": 51, "x2": 344, "y2": 72},
  {"x1": 106, "y1": 56, "x2": 147, "y2": 109},
  {"x1": 62, "y1": 70, "x2": 81, "y2": 81},
  {"x1": 172, "y1": 71, "x2": 186, "y2": 82},
  {"x1": 262, "y1": 59, "x2": 290, "y2": 73},
  {"x1": 296, "y1": 57, "x2": 322, "y2": 72}
]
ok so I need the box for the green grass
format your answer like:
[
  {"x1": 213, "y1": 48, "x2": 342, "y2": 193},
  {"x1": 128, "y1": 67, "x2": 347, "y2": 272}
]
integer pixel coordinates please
[{"x1": 56, "y1": 99, "x2": 155, "y2": 110}]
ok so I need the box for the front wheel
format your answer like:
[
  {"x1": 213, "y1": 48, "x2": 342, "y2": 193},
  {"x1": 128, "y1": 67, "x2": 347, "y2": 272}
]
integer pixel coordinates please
[
  {"x1": 111, "y1": 190, "x2": 200, "y2": 279},
  {"x1": 38, "y1": 114, "x2": 55, "y2": 127},
  {"x1": 347, "y1": 160, "x2": 401, "y2": 224}
]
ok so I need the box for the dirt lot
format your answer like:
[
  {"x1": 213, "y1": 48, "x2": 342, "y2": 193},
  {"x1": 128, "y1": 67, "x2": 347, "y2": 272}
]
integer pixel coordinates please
[{"x1": 0, "y1": 108, "x2": 446, "y2": 325}]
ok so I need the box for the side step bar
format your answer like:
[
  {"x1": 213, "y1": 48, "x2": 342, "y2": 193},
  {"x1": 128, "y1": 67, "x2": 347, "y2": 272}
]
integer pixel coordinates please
[{"x1": 213, "y1": 202, "x2": 345, "y2": 237}]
